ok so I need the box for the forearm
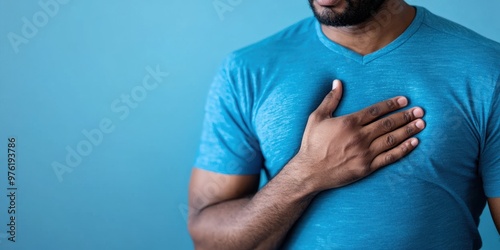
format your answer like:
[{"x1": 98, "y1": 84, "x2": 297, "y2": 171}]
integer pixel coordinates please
[{"x1": 189, "y1": 161, "x2": 316, "y2": 250}]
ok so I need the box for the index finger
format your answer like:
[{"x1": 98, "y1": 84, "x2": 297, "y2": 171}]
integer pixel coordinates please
[{"x1": 352, "y1": 96, "x2": 408, "y2": 126}]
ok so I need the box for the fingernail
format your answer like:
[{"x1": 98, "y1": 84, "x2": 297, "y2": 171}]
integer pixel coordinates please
[
  {"x1": 415, "y1": 120, "x2": 425, "y2": 129},
  {"x1": 332, "y1": 80, "x2": 340, "y2": 90},
  {"x1": 412, "y1": 108, "x2": 424, "y2": 118},
  {"x1": 410, "y1": 138, "x2": 419, "y2": 147},
  {"x1": 397, "y1": 97, "x2": 408, "y2": 107}
]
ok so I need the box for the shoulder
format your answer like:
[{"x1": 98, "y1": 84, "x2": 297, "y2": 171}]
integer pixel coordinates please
[
  {"x1": 222, "y1": 17, "x2": 317, "y2": 71},
  {"x1": 418, "y1": 6, "x2": 500, "y2": 62},
  {"x1": 414, "y1": 6, "x2": 500, "y2": 85}
]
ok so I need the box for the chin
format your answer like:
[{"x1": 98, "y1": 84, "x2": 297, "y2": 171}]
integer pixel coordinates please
[{"x1": 312, "y1": 0, "x2": 348, "y2": 16}]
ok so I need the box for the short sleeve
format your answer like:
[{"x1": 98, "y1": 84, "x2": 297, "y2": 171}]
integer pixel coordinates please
[
  {"x1": 193, "y1": 58, "x2": 263, "y2": 175},
  {"x1": 480, "y1": 78, "x2": 500, "y2": 198}
]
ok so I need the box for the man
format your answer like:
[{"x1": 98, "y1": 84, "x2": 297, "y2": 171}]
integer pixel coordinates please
[{"x1": 189, "y1": 0, "x2": 500, "y2": 249}]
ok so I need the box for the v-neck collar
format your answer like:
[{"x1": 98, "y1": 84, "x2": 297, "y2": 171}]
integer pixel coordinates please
[{"x1": 315, "y1": 6, "x2": 425, "y2": 65}]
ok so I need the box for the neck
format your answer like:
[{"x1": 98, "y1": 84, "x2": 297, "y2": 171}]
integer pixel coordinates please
[{"x1": 321, "y1": 0, "x2": 416, "y2": 55}]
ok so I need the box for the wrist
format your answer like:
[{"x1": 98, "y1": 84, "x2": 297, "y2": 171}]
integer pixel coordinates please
[{"x1": 281, "y1": 155, "x2": 321, "y2": 197}]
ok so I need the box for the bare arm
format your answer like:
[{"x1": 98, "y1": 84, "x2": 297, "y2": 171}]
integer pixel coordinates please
[
  {"x1": 188, "y1": 80, "x2": 426, "y2": 249},
  {"x1": 488, "y1": 198, "x2": 500, "y2": 234},
  {"x1": 189, "y1": 166, "x2": 316, "y2": 250}
]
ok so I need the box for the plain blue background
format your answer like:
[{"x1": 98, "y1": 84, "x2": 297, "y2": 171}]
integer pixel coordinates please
[{"x1": 0, "y1": 0, "x2": 498, "y2": 249}]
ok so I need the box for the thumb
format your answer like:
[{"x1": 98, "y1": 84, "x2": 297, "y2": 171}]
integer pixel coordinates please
[{"x1": 314, "y1": 79, "x2": 343, "y2": 118}]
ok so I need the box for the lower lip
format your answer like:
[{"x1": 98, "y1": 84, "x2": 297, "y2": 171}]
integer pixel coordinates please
[{"x1": 316, "y1": 0, "x2": 341, "y2": 6}]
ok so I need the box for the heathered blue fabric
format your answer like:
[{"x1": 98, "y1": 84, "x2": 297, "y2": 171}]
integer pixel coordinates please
[{"x1": 194, "y1": 6, "x2": 500, "y2": 249}]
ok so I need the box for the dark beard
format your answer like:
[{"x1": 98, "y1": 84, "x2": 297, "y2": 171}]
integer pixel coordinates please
[{"x1": 309, "y1": 0, "x2": 386, "y2": 27}]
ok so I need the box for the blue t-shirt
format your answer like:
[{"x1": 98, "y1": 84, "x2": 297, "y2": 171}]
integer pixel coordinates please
[{"x1": 194, "y1": 6, "x2": 500, "y2": 249}]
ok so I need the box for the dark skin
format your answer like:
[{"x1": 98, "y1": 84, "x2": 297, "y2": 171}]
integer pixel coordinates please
[
  {"x1": 189, "y1": 80, "x2": 426, "y2": 249},
  {"x1": 317, "y1": 0, "x2": 417, "y2": 55},
  {"x1": 189, "y1": 0, "x2": 500, "y2": 249},
  {"x1": 490, "y1": 198, "x2": 500, "y2": 234}
]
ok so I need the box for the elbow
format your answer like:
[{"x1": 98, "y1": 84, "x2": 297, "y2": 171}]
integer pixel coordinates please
[
  {"x1": 188, "y1": 214, "x2": 209, "y2": 250},
  {"x1": 188, "y1": 213, "x2": 236, "y2": 250}
]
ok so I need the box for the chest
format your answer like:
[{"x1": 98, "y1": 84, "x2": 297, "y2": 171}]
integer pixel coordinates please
[{"x1": 252, "y1": 67, "x2": 485, "y2": 183}]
